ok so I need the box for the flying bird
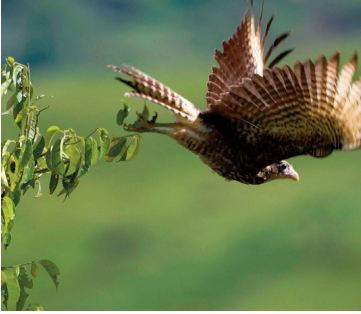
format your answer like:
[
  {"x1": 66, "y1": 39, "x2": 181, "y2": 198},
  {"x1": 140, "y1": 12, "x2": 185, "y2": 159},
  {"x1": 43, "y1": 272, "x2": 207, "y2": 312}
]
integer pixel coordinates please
[{"x1": 109, "y1": 2, "x2": 361, "y2": 185}]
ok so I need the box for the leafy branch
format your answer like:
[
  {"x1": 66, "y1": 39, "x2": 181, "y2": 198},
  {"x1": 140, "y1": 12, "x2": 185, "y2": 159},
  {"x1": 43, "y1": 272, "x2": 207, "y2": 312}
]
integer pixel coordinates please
[{"x1": 1, "y1": 57, "x2": 139, "y2": 310}]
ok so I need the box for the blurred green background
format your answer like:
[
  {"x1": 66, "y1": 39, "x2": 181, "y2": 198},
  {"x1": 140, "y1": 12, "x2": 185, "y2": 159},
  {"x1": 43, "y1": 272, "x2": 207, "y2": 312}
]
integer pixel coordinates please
[{"x1": 2, "y1": 0, "x2": 361, "y2": 310}]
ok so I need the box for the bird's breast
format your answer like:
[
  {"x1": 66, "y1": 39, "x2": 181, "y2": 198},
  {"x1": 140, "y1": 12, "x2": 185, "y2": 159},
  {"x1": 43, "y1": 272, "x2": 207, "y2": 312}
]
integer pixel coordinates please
[{"x1": 170, "y1": 115, "x2": 263, "y2": 184}]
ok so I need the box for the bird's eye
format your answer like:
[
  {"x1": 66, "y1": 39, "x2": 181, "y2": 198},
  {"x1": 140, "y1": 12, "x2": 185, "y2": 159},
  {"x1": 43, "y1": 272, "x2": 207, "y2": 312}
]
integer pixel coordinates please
[{"x1": 280, "y1": 163, "x2": 288, "y2": 170}]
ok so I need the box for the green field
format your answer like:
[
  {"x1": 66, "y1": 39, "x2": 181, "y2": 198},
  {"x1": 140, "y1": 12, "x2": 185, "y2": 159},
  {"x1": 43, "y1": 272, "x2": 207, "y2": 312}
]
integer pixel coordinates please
[{"x1": 2, "y1": 0, "x2": 361, "y2": 310}]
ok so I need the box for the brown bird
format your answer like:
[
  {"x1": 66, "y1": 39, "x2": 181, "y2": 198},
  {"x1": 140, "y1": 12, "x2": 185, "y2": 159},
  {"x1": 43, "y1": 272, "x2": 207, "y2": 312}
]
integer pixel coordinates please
[{"x1": 109, "y1": 2, "x2": 361, "y2": 185}]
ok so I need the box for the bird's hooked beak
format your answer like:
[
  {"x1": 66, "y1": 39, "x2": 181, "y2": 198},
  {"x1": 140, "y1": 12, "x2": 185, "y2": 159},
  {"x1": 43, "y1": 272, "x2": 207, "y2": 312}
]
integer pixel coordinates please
[
  {"x1": 285, "y1": 165, "x2": 300, "y2": 182},
  {"x1": 258, "y1": 162, "x2": 300, "y2": 183}
]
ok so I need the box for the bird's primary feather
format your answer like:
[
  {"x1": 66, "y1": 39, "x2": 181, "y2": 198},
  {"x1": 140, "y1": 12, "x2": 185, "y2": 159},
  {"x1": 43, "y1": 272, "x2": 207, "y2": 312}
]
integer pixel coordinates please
[{"x1": 207, "y1": 2, "x2": 292, "y2": 106}]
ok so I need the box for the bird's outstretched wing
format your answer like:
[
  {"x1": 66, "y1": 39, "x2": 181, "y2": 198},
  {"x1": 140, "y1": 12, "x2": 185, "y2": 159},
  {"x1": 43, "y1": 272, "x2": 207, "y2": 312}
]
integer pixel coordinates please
[
  {"x1": 208, "y1": 53, "x2": 361, "y2": 165},
  {"x1": 207, "y1": 1, "x2": 293, "y2": 106}
]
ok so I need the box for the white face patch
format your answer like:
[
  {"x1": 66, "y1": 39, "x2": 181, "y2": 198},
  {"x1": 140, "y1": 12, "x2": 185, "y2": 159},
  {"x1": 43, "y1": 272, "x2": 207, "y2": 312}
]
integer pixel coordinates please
[{"x1": 257, "y1": 161, "x2": 299, "y2": 183}]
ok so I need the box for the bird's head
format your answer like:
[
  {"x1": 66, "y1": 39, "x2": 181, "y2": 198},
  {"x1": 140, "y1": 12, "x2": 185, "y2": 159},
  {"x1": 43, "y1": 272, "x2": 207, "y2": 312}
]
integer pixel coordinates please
[{"x1": 257, "y1": 160, "x2": 300, "y2": 183}]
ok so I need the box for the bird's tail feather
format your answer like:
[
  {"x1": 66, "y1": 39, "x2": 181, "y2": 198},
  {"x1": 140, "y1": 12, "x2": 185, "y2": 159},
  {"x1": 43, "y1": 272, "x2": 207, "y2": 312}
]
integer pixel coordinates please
[{"x1": 109, "y1": 64, "x2": 200, "y2": 121}]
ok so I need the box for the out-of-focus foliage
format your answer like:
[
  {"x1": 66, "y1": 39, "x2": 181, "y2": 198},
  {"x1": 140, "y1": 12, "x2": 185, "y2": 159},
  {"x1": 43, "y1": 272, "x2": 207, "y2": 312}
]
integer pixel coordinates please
[
  {"x1": 1, "y1": 58, "x2": 140, "y2": 310},
  {"x1": 1, "y1": 260, "x2": 58, "y2": 311},
  {"x1": 2, "y1": 0, "x2": 361, "y2": 71}
]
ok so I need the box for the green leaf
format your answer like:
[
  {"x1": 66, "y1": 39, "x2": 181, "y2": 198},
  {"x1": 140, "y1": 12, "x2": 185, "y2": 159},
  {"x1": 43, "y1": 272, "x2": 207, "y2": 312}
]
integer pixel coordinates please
[
  {"x1": 105, "y1": 137, "x2": 127, "y2": 162},
  {"x1": 2, "y1": 232, "x2": 12, "y2": 249},
  {"x1": 6, "y1": 93, "x2": 17, "y2": 110},
  {"x1": 16, "y1": 90, "x2": 23, "y2": 103},
  {"x1": 84, "y1": 137, "x2": 98, "y2": 168},
  {"x1": 1, "y1": 77, "x2": 11, "y2": 97},
  {"x1": 46, "y1": 138, "x2": 64, "y2": 175},
  {"x1": 45, "y1": 148, "x2": 53, "y2": 172},
  {"x1": 2, "y1": 196, "x2": 15, "y2": 228},
  {"x1": 6, "y1": 56, "x2": 15, "y2": 65},
  {"x1": 97, "y1": 128, "x2": 110, "y2": 159},
  {"x1": 33, "y1": 136, "x2": 45, "y2": 160},
  {"x1": 35, "y1": 157, "x2": 47, "y2": 177},
  {"x1": 31, "y1": 262, "x2": 38, "y2": 278},
  {"x1": 16, "y1": 266, "x2": 33, "y2": 310},
  {"x1": 20, "y1": 158, "x2": 35, "y2": 187},
  {"x1": 63, "y1": 143, "x2": 82, "y2": 176},
  {"x1": 3, "y1": 269, "x2": 20, "y2": 310},
  {"x1": 89, "y1": 137, "x2": 98, "y2": 166},
  {"x1": 10, "y1": 186, "x2": 21, "y2": 206},
  {"x1": 20, "y1": 178, "x2": 36, "y2": 195},
  {"x1": 12, "y1": 64, "x2": 24, "y2": 89},
  {"x1": 61, "y1": 170, "x2": 80, "y2": 198},
  {"x1": 14, "y1": 107, "x2": 27, "y2": 125},
  {"x1": 80, "y1": 137, "x2": 98, "y2": 176},
  {"x1": 45, "y1": 125, "x2": 61, "y2": 145},
  {"x1": 2, "y1": 281, "x2": 9, "y2": 309},
  {"x1": 124, "y1": 135, "x2": 141, "y2": 161},
  {"x1": 16, "y1": 284, "x2": 29, "y2": 311},
  {"x1": 7, "y1": 156, "x2": 19, "y2": 191},
  {"x1": 2, "y1": 62, "x2": 7, "y2": 73},
  {"x1": 38, "y1": 259, "x2": 60, "y2": 289},
  {"x1": 13, "y1": 99, "x2": 25, "y2": 130},
  {"x1": 18, "y1": 267, "x2": 33, "y2": 289},
  {"x1": 49, "y1": 172, "x2": 59, "y2": 195},
  {"x1": 1, "y1": 165, "x2": 9, "y2": 189},
  {"x1": 26, "y1": 304, "x2": 44, "y2": 311},
  {"x1": 15, "y1": 266, "x2": 21, "y2": 277},
  {"x1": 1, "y1": 139, "x2": 15, "y2": 158},
  {"x1": 18, "y1": 138, "x2": 33, "y2": 170},
  {"x1": 116, "y1": 105, "x2": 129, "y2": 126}
]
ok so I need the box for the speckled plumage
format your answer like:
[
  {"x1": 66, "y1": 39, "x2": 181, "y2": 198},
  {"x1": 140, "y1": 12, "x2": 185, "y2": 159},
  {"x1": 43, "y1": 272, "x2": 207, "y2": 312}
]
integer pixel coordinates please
[{"x1": 110, "y1": 3, "x2": 361, "y2": 185}]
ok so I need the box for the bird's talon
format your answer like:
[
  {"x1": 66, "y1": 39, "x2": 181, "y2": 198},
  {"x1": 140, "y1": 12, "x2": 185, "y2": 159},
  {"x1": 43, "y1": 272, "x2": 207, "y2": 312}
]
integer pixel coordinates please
[
  {"x1": 150, "y1": 112, "x2": 158, "y2": 123},
  {"x1": 124, "y1": 113, "x2": 155, "y2": 132}
]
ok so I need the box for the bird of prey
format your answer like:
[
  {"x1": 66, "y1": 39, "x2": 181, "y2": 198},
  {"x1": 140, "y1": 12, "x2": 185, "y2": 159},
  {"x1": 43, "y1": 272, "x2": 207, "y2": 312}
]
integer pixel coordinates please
[{"x1": 109, "y1": 2, "x2": 361, "y2": 185}]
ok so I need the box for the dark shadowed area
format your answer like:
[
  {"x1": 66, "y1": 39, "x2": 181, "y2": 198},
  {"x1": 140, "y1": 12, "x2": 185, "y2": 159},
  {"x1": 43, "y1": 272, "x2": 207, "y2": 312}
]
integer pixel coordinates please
[{"x1": 2, "y1": 0, "x2": 361, "y2": 310}]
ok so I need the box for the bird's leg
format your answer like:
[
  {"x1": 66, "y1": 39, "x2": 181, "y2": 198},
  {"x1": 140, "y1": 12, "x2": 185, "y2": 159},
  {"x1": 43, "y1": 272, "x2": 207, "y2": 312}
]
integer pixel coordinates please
[{"x1": 124, "y1": 112, "x2": 183, "y2": 135}]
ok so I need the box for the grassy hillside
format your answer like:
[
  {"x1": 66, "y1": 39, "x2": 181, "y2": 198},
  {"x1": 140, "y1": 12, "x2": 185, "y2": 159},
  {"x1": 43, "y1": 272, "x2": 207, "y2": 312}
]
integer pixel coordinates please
[{"x1": 2, "y1": 0, "x2": 361, "y2": 310}]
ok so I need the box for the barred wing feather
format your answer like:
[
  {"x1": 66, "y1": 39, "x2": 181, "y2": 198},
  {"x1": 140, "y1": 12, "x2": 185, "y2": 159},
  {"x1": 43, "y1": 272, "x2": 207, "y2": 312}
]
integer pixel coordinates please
[{"x1": 210, "y1": 53, "x2": 361, "y2": 164}]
